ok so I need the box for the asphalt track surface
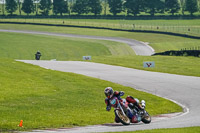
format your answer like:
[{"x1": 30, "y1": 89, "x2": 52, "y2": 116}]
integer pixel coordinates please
[
  {"x1": 18, "y1": 60, "x2": 200, "y2": 133},
  {"x1": 0, "y1": 29, "x2": 154, "y2": 56}
]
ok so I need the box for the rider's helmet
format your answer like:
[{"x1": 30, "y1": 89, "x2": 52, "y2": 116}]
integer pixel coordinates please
[{"x1": 104, "y1": 87, "x2": 114, "y2": 98}]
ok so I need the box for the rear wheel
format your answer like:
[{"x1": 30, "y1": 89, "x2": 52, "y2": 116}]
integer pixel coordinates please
[{"x1": 115, "y1": 110, "x2": 130, "y2": 125}]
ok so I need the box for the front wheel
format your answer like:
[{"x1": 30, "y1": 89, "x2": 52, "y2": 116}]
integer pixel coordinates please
[
  {"x1": 141, "y1": 110, "x2": 151, "y2": 124},
  {"x1": 115, "y1": 110, "x2": 130, "y2": 125}
]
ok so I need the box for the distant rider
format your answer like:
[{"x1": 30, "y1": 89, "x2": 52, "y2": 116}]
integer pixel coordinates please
[
  {"x1": 35, "y1": 51, "x2": 42, "y2": 60},
  {"x1": 104, "y1": 87, "x2": 143, "y2": 123}
]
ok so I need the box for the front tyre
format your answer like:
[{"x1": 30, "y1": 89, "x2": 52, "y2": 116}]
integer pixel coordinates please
[
  {"x1": 141, "y1": 111, "x2": 151, "y2": 124},
  {"x1": 115, "y1": 110, "x2": 130, "y2": 125}
]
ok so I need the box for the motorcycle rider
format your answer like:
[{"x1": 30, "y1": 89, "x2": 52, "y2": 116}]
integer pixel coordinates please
[{"x1": 104, "y1": 87, "x2": 144, "y2": 123}]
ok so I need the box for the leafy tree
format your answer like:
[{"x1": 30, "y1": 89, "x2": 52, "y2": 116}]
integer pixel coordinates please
[
  {"x1": 39, "y1": 0, "x2": 52, "y2": 16},
  {"x1": 108, "y1": 0, "x2": 123, "y2": 16},
  {"x1": 88, "y1": 0, "x2": 102, "y2": 16},
  {"x1": 124, "y1": 0, "x2": 144, "y2": 16},
  {"x1": 68, "y1": 0, "x2": 75, "y2": 15},
  {"x1": 17, "y1": 0, "x2": 22, "y2": 15},
  {"x1": 73, "y1": 0, "x2": 89, "y2": 15},
  {"x1": 180, "y1": 0, "x2": 185, "y2": 15},
  {"x1": 53, "y1": 0, "x2": 68, "y2": 16},
  {"x1": 143, "y1": 0, "x2": 165, "y2": 16},
  {"x1": 103, "y1": 0, "x2": 108, "y2": 15},
  {"x1": 22, "y1": 0, "x2": 35, "y2": 15},
  {"x1": 185, "y1": 0, "x2": 199, "y2": 15},
  {"x1": 34, "y1": 0, "x2": 39, "y2": 15},
  {"x1": 5, "y1": 0, "x2": 17, "y2": 15},
  {"x1": 165, "y1": 0, "x2": 180, "y2": 15},
  {"x1": 1, "y1": 0, "x2": 5, "y2": 15}
]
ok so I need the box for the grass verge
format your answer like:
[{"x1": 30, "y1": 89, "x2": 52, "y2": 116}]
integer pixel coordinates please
[
  {"x1": 0, "y1": 24, "x2": 200, "y2": 53},
  {"x1": 92, "y1": 55, "x2": 200, "y2": 77},
  {"x1": 0, "y1": 31, "x2": 199, "y2": 77},
  {"x1": 105, "y1": 126, "x2": 200, "y2": 133},
  {"x1": 1, "y1": 19, "x2": 200, "y2": 37},
  {"x1": 0, "y1": 32, "x2": 134, "y2": 60},
  {"x1": 0, "y1": 23, "x2": 194, "y2": 132},
  {"x1": 0, "y1": 58, "x2": 182, "y2": 131}
]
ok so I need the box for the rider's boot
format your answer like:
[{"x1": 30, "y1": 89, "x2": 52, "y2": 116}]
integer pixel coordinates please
[{"x1": 126, "y1": 96, "x2": 144, "y2": 110}]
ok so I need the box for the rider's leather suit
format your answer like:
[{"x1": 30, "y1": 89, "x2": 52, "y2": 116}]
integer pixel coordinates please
[{"x1": 105, "y1": 91, "x2": 142, "y2": 123}]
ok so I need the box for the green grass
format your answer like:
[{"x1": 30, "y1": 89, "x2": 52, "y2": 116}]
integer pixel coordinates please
[
  {"x1": 0, "y1": 22, "x2": 196, "y2": 132},
  {"x1": 106, "y1": 126, "x2": 200, "y2": 133},
  {"x1": 3, "y1": 18, "x2": 200, "y2": 26},
  {"x1": 1, "y1": 18, "x2": 200, "y2": 36},
  {"x1": 92, "y1": 55, "x2": 200, "y2": 77},
  {"x1": 0, "y1": 58, "x2": 182, "y2": 131},
  {"x1": 0, "y1": 32, "x2": 134, "y2": 60},
  {"x1": 0, "y1": 26, "x2": 199, "y2": 77},
  {"x1": 0, "y1": 24, "x2": 200, "y2": 53}
]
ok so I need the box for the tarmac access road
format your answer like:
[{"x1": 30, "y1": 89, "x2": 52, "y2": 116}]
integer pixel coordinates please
[
  {"x1": 0, "y1": 29, "x2": 154, "y2": 56},
  {"x1": 18, "y1": 60, "x2": 200, "y2": 133}
]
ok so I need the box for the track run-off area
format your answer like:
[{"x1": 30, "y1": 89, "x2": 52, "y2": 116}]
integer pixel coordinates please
[{"x1": 0, "y1": 29, "x2": 199, "y2": 132}]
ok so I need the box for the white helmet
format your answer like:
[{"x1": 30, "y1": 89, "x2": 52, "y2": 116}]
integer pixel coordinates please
[{"x1": 104, "y1": 87, "x2": 114, "y2": 98}]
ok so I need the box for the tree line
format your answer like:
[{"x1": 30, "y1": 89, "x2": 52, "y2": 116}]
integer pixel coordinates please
[{"x1": 1, "y1": 0, "x2": 199, "y2": 16}]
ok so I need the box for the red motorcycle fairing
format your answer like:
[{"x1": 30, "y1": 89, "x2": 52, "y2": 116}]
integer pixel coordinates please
[
  {"x1": 109, "y1": 97, "x2": 119, "y2": 108},
  {"x1": 109, "y1": 97, "x2": 129, "y2": 108}
]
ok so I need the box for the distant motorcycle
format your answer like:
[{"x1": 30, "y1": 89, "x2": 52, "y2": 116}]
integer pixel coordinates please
[
  {"x1": 110, "y1": 96, "x2": 151, "y2": 125},
  {"x1": 35, "y1": 51, "x2": 41, "y2": 60}
]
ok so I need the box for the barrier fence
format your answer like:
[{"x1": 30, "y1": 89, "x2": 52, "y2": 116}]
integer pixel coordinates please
[{"x1": 0, "y1": 17, "x2": 200, "y2": 38}]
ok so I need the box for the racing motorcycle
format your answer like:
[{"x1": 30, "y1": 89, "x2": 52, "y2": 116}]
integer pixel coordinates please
[{"x1": 110, "y1": 96, "x2": 151, "y2": 125}]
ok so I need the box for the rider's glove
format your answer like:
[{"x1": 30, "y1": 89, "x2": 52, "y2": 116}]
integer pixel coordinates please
[
  {"x1": 119, "y1": 91, "x2": 124, "y2": 96},
  {"x1": 106, "y1": 106, "x2": 111, "y2": 111}
]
